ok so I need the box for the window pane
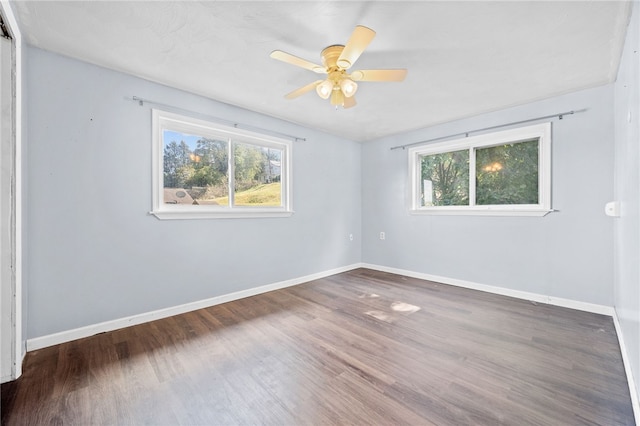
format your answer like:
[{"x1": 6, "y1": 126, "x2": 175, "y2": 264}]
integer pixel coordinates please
[
  {"x1": 232, "y1": 143, "x2": 282, "y2": 207},
  {"x1": 420, "y1": 149, "x2": 469, "y2": 206},
  {"x1": 475, "y1": 139, "x2": 539, "y2": 205},
  {"x1": 163, "y1": 130, "x2": 229, "y2": 206}
]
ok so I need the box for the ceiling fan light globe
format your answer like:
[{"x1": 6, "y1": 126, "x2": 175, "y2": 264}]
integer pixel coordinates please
[
  {"x1": 339, "y1": 78, "x2": 358, "y2": 98},
  {"x1": 316, "y1": 80, "x2": 333, "y2": 99}
]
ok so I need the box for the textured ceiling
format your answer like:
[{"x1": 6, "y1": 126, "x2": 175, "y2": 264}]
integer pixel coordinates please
[{"x1": 11, "y1": 1, "x2": 632, "y2": 142}]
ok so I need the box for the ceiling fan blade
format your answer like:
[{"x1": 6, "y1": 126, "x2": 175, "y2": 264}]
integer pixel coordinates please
[
  {"x1": 343, "y1": 96, "x2": 357, "y2": 109},
  {"x1": 337, "y1": 25, "x2": 376, "y2": 69},
  {"x1": 285, "y1": 80, "x2": 324, "y2": 99},
  {"x1": 270, "y1": 50, "x2": 326, "y2": 74},
  {"x1": 350, "y1": 69, "x2": 408, "y2": 82}
]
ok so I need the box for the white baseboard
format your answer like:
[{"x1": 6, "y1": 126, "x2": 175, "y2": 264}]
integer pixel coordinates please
[
  {"x1": 613, "y1": 309, "x2": 640, "y2": 425},
  {"x1": 25, "y1": 262, "x2": 615, "y2": 347},
  {"x1": 26, "y1": 263, "x2": 363, "y2": 351},
  {"x1": 360, "y1": 263, "x2": 615, "y2": 316},
  {"x1": 28, "y1": 263, "x2": 615, "y2": 351}
]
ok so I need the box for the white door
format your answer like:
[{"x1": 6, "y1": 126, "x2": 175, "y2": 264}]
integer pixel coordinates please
[{"x1": 0, "y1": 35, "x2": 14, "y2": 382}]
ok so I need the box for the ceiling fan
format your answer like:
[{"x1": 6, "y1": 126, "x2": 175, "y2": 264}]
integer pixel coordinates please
[{"x1": 270, "y1": 25, "x2": 407, "y2": 109}]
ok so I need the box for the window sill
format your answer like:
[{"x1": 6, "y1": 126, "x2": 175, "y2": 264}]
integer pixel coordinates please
[
  {"x1": 150, "y1": 209, "x2": 294, "y2": 220},
  {"x1": 410, "y1": 208, "x2": 554, "y2": 217}
]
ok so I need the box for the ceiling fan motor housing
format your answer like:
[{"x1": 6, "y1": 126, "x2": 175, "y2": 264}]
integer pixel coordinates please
[{"x1": 321, "y1": 45, "x2": 346, "y2": 69}]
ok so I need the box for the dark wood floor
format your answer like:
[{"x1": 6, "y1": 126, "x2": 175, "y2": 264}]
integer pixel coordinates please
[{"x1": 2, "y1": 268, "x2": 635, "y2": 425}]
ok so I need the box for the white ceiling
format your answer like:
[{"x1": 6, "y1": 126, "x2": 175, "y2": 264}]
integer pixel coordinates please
[{"x1": 11, "y1": 1, "x2": 632, "y2": 142}]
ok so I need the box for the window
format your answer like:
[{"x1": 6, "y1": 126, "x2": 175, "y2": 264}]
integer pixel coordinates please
[
  {"x1": 151, "y1": 110, "x2": 292, "y2": 219},
  {"x1": 409, "y1": 122, "x2": 551, "y2": 216}
]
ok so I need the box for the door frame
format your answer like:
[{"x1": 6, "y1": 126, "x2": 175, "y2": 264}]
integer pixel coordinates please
[{"x1": 0, "y1": 0, "x2": 23, "y2": 382}]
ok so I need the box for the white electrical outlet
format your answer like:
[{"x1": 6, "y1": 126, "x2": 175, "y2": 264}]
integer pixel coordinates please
[
  {"x1": 605, "y1": 201, "x2": 620, "y2": 217},
  {"x1": 379, "y1": 232, "x2": 385, "y2": 240},
  {"x1": 349, "y1": 234, "x2": 354, "y2": 241}
]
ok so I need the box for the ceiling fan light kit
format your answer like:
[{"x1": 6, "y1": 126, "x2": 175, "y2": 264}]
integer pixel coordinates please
[{"x1": 270, "y1": 25, "x2": 407, "y2": 109}]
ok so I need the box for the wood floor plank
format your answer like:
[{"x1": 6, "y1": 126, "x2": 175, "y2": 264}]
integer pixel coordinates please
[{"x1": 2, "y1": 268, "x2": 635, "y2": 425}]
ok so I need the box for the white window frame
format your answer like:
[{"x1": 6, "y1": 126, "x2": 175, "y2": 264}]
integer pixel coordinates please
[
  {"x1": 408, "y1": 122, "x2": 552, "y2": 217},
  {"x1": 151, "y1": 109, "x2": 292, "y2": 220}
]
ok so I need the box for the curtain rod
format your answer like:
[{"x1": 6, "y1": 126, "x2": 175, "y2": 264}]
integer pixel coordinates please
[
  {"x1": 131, "y1": 96, "x2": 306, "y2": 142},
  {"x1": 389, "y1": 110, "x2": 581, "y2": 151}
]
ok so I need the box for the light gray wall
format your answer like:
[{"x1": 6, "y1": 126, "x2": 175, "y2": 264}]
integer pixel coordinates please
[
  {"x1": 614, "y1": 1, "x2": 640, "y2": 400},
  {"x1": 362, "y1": 85, "x2": 615, "y2": 306},
  {"x1": 25, "y1": 47, "x2": 362, "y2": 339}
]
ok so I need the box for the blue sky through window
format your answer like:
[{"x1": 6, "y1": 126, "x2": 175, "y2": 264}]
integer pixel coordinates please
[{"x1": 163, "y1": 130, "x2": 201, "y2": 151}]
